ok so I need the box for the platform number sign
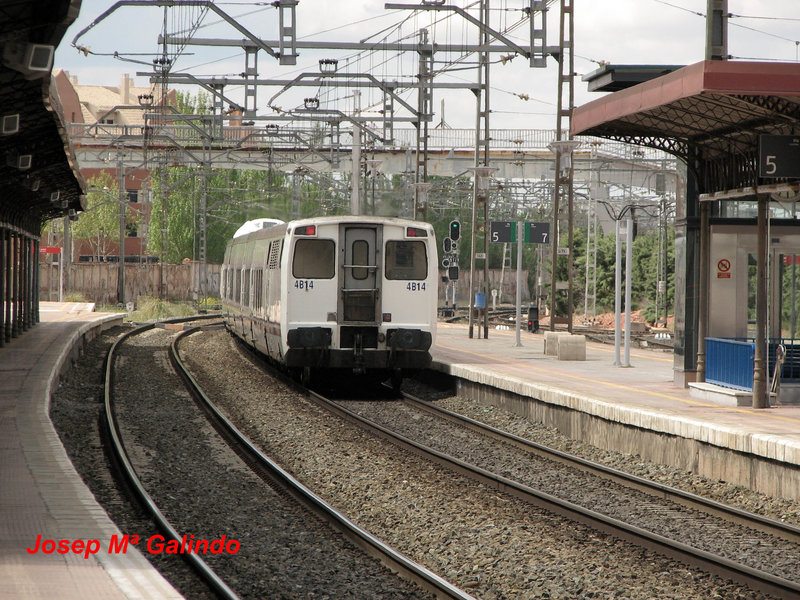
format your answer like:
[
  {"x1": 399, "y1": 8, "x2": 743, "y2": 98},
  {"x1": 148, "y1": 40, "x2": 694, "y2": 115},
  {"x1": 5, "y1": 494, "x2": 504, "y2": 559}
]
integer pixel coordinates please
[
  {"x1": 490, "y1": 221, "x2": 515, "y2": 243},
  {"x1": 759, "y1": 135, "x2": 800, "y2": 178},
  {"x1": 525, "y1": 222, "x2": 550, "y2": 244},
  {"x1": 490, "y1": 221, "x2": 550, "y2": 244}
]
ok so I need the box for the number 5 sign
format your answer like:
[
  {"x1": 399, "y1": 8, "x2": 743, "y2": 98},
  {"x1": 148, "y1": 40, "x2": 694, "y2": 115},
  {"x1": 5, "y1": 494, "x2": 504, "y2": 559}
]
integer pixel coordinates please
[{"x1": 759, "y1": 135, "x2": 800, "y2": 178}]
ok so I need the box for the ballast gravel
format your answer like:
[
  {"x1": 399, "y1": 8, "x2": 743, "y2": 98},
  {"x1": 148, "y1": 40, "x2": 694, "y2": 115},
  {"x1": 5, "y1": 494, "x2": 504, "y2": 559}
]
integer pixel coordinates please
[
  {"x1": 52, "y1": 323, "x2": 433, "y2": 600},
  {"x1": 177, "y1": 328, "x2": 797, "y2": 600}
]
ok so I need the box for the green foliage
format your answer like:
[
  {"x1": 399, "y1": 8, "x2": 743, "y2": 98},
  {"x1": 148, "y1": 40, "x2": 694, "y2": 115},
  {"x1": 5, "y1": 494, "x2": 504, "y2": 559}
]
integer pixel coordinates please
[
  {"x1": 430, "y1": 201, "x2": 675, "y2": 322},
  {"x1": 148, "y1": 167, "x2": 292, "y2": 264},
  {"x1": 73, "y1": 172, "x2": 139, "y2": 259},
  {"x1": 176, "y1": 90, "x2": 210, "y2": 115},
  {"x1": 64, "y1": 292, "x2": 89, "y2": 302},
  {"x1": 127, "y1": 296, "x2": 196, "y2": 322}
]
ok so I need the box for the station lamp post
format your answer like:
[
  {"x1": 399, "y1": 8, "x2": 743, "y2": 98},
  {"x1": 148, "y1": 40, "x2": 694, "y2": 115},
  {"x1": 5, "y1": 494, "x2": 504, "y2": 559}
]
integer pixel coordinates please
[{"x1": 468, "y1": 166, "x2": 496, "y2": 339}]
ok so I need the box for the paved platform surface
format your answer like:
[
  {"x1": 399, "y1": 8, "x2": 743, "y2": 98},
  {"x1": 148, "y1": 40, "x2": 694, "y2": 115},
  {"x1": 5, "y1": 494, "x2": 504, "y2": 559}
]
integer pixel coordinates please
[
  {"x1": 0, "y1": 302, "x2": 182, "y2": 600},
  {"x1": 432, "y1": 323, "x2": 800, "y2": 470}
]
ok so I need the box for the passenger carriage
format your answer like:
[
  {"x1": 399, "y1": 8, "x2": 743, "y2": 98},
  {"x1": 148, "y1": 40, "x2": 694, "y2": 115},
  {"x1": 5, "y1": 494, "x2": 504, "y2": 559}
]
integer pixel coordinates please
[{"x1": 221, "y1": 216, "x2": 438, "y2": 386}]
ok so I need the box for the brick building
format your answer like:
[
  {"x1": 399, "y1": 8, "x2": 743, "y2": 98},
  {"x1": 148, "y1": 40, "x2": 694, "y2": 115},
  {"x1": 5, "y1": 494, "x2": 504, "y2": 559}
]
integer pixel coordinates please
[{"x1": 51, "y1": 70, "x2": 176, "y2": 261}]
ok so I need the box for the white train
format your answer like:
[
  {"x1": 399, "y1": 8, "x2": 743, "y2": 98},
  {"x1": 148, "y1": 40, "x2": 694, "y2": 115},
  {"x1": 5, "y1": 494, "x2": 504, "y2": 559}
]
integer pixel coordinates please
[{"x1": 221, "y1": 215, "x2": 438, "y2": 387}]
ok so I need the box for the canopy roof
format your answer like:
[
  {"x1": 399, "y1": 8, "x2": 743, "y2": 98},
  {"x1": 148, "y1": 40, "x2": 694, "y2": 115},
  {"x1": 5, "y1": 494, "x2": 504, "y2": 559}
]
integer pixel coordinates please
[
  {"x1": 0, "y1": 0, "x2": 85, "y2": 233},
  {"x1": 572, "y1": 60, "x2": 800, "y2": 193}
]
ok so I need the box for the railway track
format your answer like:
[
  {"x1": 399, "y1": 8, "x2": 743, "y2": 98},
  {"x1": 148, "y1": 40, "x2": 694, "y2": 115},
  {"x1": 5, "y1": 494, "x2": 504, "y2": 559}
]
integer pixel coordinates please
[
  {"x1": 173, "y1": 326, "x2": 799, "y2": 598},
  {"x1": 103, "y1": 320, "x2": 473, "y2": 600},
  {"x1": 329, "y1": 392, "x2": 800, "y2": 600},
  {"x1": 103, "y1": 320, "x2": 239, "y2": 600}
]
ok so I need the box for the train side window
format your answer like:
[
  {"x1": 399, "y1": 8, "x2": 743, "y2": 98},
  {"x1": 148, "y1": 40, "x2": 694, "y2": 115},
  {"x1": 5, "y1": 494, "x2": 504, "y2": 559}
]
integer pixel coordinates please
[
  {"x1": 351, "y1": 240, "x2": 369, "y2": 280},
  {"x1": 243, "y1": 268, "x2": 251, "y2": 306},
  {"x1": 292, "y1": 239, "x2": 335, "y2": 278},
  {"x1": 234, "y1": 269, "x2": 241, "y2": 303},
  {"x1": 385, "y1": 241, "x2": 427, "y2": 280}
]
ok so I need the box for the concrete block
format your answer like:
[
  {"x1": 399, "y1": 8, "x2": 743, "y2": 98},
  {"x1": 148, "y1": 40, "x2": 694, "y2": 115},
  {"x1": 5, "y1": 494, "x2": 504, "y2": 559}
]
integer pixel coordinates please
[
  {"x1": 544, "y1": 331, "x2": 569, "y2": 355},
  {"x1": 557, "y1": 334, "x2": 586, "y2": 361},
  {"x1": 624, "y1": 321, "x2": 647, "y2": 334}
]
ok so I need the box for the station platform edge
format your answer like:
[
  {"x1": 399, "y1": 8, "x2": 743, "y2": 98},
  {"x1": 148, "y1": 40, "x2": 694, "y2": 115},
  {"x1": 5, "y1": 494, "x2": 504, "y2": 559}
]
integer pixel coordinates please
[
  {"x1": 0, "y1": 302, "x2": 182, "y2": 600},
  {"x1": 431, "y1": 322, "x2": 800, "y2": 502}
]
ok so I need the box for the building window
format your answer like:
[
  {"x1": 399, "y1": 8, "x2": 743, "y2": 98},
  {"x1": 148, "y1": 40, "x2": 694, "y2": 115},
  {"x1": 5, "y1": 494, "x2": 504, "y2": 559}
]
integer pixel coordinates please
[{"x1": 127, "y1": 189, "x2": 138, "y2": 203}]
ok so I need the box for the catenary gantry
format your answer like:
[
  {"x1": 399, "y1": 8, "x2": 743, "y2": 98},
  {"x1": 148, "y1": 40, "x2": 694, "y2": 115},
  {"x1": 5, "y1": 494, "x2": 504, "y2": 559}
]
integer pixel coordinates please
[{"x1": 0, "y1": 0, "x2": 85, "y2": 346}]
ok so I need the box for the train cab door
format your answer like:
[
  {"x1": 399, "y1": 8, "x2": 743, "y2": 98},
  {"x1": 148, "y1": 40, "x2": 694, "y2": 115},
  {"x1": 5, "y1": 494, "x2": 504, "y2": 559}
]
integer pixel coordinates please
[{"x1": 340, "y1": 225, "x2": 380, "y2": 323}]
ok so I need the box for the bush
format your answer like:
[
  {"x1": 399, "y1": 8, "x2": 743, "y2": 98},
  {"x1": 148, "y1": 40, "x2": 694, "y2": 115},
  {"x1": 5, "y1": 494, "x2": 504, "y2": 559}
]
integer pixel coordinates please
[
  {"x1": 64, "y1": 292, "x2": 89, "y2": 302},
  {"x1": 127, "y1": 296, "x2": 196, "y2": 322}
]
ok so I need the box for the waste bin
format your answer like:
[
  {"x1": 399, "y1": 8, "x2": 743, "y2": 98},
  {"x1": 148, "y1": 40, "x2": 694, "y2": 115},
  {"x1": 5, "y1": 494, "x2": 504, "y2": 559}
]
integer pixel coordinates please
[
  {"x1": 527, "y1": 304, "x2": 539, "y2": 332},
  {"x1": 474, "y1": 293, "x2": 486, "y2": 310}
]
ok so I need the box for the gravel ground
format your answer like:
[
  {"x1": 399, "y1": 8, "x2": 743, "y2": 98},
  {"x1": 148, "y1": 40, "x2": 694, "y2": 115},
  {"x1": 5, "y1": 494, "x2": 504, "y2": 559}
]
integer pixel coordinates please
[
  {"x1": 50, "y1": 323, "x2": 217, "y2": 600},
  {"x1": 426, "y1": 394, "x2": 800, "y2": 529},
  {"x1": 180, "y1": 328, "x2": 788, "y2": 600},
  {"x1": 113, "y1": 326, "x2": 435, "y2": 600},
  {"x1": 338, "y1": 398, "x2": 800, "y2": 583},
  {"x1": 52, "y1": 323, "x2": 434, "y2": 600}
]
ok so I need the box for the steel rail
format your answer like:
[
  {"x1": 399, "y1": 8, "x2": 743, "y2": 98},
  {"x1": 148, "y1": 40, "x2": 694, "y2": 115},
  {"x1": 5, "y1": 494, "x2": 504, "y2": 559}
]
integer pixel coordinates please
[
  {"x1": 170, "y1": 328, "x2": 477, "y2": 600},
  {"x1": 401, "y1": 392, "x2": 800, "y2": 545},
  {"x1": 299, "y1": 387, "x2": 800, "y2": 600},
  {"x1": 103, "y1": 318, "x2": 239, "y2": 600}
]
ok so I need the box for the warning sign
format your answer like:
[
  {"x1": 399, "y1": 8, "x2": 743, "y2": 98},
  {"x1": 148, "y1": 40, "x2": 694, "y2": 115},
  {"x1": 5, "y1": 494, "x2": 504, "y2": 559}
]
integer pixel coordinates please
[{"x1": 717, "y1": 258, "x2": 731, "y2": 279}]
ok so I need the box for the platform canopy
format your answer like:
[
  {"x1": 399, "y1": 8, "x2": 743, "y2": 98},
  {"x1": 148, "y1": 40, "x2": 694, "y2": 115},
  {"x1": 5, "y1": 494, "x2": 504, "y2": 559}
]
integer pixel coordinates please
[
  {"x1": 572, "y1": 60, "x2": 800, "y2": 195},
  {"x1": 0, "y1": 0, "x2": 85, "y2": 235}
]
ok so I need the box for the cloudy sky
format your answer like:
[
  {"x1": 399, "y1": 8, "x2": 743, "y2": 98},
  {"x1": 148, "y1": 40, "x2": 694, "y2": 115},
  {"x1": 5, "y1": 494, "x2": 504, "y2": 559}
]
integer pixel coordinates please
[{"x1": 54, "y1": 1, "x2": 800, "y2": 129}]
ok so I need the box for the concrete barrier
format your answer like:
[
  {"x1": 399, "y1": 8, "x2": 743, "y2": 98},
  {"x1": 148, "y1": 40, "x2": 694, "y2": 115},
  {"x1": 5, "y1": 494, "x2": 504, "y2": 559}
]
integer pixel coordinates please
[
  {"x1": 544, "y1": 331, "x2": 569, "y2": 355},
  {"x1": 557, "y1": 334, "x2": 586, "y2": 361}
]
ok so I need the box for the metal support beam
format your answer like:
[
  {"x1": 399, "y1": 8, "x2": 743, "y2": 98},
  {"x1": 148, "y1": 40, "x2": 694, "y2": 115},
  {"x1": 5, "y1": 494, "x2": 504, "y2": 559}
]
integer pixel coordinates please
[
  {"x1": 697, "y1": 201, "x2": 709, "y2": 381},
  {"x1": 705, "y1": 0, "x2": 728, "y2": 61},
  {"x1": 277, "y1": 0, "x2": 298, "y2": 65},
  {"x1": 162, "y1": 35, "x2": 554, "y2": 56},
  {"x1": 753, "y1": 194, "x2": 768, "y2": 408}
]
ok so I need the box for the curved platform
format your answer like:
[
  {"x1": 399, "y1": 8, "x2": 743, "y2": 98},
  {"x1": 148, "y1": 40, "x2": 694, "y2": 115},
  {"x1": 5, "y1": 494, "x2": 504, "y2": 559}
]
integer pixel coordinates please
[
  {"x1": 0, "y1": 302, "x2": 182, "y2": 600},
  {"x1": 432, "y1": 323, "x2": 800, "y2": 501}
]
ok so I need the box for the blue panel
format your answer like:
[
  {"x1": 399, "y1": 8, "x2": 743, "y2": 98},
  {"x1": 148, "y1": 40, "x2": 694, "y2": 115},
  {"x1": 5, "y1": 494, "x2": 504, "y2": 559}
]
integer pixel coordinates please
[{"x1": 705, "y1": 337, "x2": 754, "y2": 391}]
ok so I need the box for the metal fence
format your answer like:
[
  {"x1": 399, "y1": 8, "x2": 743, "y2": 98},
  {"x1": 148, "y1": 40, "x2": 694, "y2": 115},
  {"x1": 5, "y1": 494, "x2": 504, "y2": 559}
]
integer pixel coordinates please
[
  {"x1": 705, "y1": 337, "x2": 755, "y2": 391},
  {"x1": 67, "y1": 123, "x2": 673, "y2": 160},
  {"x1": 705, "y1": 337, "x2": 800, "y2": 391}
]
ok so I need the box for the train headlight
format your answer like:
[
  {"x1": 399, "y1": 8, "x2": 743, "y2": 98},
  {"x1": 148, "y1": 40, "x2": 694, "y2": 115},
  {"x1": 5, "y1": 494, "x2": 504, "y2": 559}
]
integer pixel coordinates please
[{"x1": 382, "y1": 312, "x2": 392, "y2": 322}]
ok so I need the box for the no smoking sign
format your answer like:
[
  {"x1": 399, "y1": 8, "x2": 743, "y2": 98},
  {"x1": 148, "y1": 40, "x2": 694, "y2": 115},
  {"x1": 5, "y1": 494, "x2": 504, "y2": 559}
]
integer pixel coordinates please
[{"x1": 717, "y1": 259, "x2": 731, "y2": 279}]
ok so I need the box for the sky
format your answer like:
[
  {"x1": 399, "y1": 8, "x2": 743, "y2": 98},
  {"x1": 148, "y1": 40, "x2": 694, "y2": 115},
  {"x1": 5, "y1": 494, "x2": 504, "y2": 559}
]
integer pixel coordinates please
[{"x1": 54, "y1": 1, "x2": 800, "y2": 130}]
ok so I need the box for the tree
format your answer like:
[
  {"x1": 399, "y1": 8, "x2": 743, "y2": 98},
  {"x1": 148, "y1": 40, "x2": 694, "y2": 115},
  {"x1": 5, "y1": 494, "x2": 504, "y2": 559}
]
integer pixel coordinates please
[
  {"x1": 148, "y1": 167, "x2": 295, "y2": 264},
  {"x1": 73, "y1": 172, "x2": 139, "y2": 260}
]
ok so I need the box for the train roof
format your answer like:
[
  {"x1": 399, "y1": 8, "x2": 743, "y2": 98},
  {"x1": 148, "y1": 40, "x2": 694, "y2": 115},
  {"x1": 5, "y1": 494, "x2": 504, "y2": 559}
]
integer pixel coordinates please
[
  {"x1": 288, "y1": 215, "x2": 433, "y2": 229},
  {"x1": 228, "y1": 215, "x2": 434, "y2": 246},
  {"x1": 233, "y1": 218, "x2": 286, "y2": 238}
]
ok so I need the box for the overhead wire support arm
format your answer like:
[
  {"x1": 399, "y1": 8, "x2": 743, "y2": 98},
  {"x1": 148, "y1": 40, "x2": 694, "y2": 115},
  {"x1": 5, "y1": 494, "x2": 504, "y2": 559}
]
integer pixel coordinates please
[
  {"x1": 142, "y1": 71, "x2": 479, "y2": 91},
  {"x1": 136, "y1": 71, "x2": 242, "y2": 114},
  {"x1": 385, "y1": 2, "x2": 535, "y2": 60},
  {"x1": 266, "y1": 72, "x2": 421, "y2": 119},
  {"x1": 161, "y1": 35, "x2": 538, "y2": 55},
  {"x1": 72, "y1": 1, "x2": 282, "y2": 62}
]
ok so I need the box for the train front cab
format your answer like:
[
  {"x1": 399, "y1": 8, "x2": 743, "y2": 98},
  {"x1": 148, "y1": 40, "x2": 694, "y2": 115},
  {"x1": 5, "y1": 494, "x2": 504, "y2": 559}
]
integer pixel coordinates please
[{"x1": 284, "y1": 219, "x2": 436, "y2": 383}]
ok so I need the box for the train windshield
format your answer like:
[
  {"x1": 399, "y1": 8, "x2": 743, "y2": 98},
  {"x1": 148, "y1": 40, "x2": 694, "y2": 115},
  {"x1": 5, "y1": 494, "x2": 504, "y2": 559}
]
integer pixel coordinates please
[
  {"x1": 292, "y1": 239, "x2": 335, "y2": 278},
  {"x1": 385, "y1": 240, "x2": 427, "y2": 280}
]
